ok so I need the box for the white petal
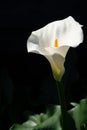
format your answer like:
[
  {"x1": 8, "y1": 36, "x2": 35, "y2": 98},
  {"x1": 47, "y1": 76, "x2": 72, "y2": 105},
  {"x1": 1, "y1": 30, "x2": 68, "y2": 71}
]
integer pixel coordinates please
[
  {"x1": 45, "y1": 46, "x2": 70, "y2": 57},
  {"x1": 27, "y1": 16, "x2": 83, "y2": 54},
  {"x1": 45, "y1": 54, "x2": 65, "y2": 81}
]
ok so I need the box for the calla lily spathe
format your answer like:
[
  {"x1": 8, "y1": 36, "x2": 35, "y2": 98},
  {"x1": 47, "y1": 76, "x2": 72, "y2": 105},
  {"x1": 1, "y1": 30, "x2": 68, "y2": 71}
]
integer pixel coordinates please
[{"x1": 27, "y1": 16, "x2": 83, "y2": 81}]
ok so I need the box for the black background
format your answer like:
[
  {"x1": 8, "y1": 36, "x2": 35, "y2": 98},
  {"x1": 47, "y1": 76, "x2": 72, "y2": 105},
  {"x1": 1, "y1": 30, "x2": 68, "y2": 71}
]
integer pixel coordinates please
[{"x1": 0, "y1": 0, "x2": 87, "y2": 129}]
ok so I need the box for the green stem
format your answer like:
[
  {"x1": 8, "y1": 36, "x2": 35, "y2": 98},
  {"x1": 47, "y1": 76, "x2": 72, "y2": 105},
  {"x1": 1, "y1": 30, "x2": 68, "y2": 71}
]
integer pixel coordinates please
[{"x1": 56, "y1": 81, "x2": 67, "y2": 130}]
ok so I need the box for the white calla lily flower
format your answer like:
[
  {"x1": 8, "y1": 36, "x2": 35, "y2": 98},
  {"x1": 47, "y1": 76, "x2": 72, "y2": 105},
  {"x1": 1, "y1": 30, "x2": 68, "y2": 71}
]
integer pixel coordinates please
[{"x1": 27, "y1": 16, "x2": 83, "y2": 81}]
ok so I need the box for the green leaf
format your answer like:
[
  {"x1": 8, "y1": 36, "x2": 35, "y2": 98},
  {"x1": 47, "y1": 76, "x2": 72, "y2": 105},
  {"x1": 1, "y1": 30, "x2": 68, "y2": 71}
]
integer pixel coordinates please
[
  {"x1": 70, "y1": 102, "x2": 78, "y2": 107},
  {"x1": 9, "y1": 105, "x2": 62, "y2": 130},
  {"x1": 69, "y1": 98, "x2": 87, "y2": 130},
  {"x1": 10, "y1": 98, "x2": 87, "y2": 130}
]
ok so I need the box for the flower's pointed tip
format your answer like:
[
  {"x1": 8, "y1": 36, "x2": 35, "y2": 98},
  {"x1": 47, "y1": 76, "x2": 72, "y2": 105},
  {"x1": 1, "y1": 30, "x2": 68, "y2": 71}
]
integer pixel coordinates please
[
  {"x1": 67, "y1": 16, "x2": 74, "y2": 20},
  {"x1": 68, "y1": 16, "x2": 73, "y2": 18},
  {"x1": 81, "y1": 24, "x2": 84, "y2": 27},
  {"x1": 68, "y1": 16, "x2": 84, "y2": 27}
]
